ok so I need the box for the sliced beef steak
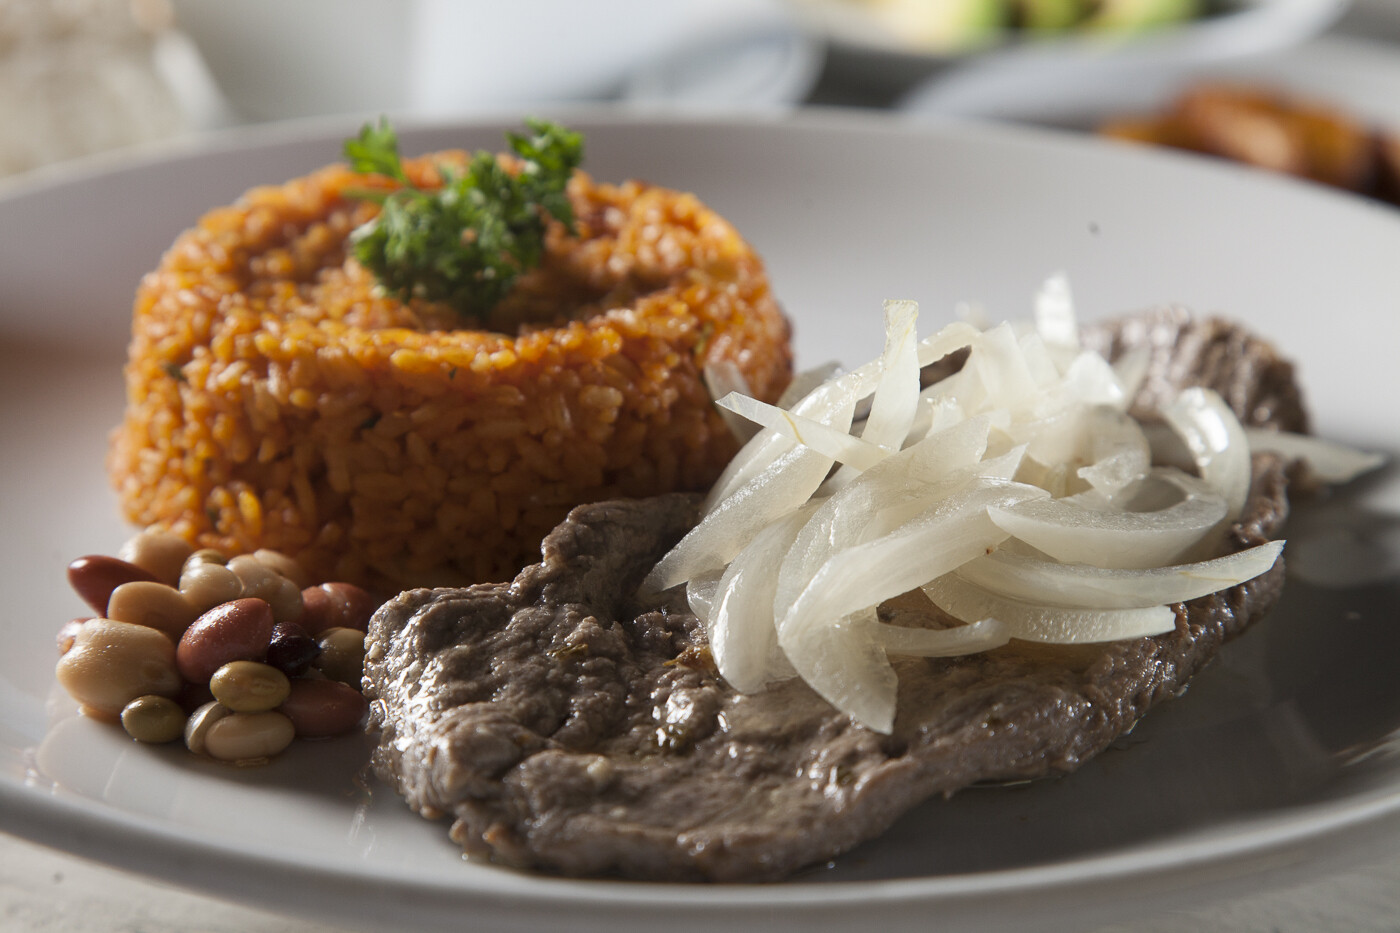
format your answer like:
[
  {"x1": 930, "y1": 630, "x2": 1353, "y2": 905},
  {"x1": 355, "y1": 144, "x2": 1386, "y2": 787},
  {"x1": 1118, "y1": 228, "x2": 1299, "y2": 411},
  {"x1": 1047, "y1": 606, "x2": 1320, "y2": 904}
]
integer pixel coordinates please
[{"x1": 363, "y1": 310, "x2": 1306, "y2": 882}]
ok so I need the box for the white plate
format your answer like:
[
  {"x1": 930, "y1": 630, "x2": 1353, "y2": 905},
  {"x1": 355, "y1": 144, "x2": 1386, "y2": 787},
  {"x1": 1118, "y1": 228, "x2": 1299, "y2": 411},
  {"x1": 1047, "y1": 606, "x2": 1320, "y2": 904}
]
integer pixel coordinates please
[{"x1": 2, "y1": 111, "x2": 1398, "y2": 933}]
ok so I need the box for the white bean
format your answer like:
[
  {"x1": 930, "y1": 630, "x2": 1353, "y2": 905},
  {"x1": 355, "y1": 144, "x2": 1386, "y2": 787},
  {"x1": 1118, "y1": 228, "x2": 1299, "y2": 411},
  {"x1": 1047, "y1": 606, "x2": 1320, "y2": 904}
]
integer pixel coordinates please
[
  {"x1": 54, "y1": 619, "x2": 181, "y2": 717},
  {"x1": 106, "y1": 581, "x2": 199, "y2": 640},
  {"x1": 119, "y1": 530, "x2": 193, "y2": 586},
  {"x1": 184, "y1": 700, "x2": 232, "y2": 754},
  {"x1": 203, "y1": 711, "x2": 295, "y2": 762},
  {"x1": 179, "y1": 562, "x2": 244, "y2": 613}
]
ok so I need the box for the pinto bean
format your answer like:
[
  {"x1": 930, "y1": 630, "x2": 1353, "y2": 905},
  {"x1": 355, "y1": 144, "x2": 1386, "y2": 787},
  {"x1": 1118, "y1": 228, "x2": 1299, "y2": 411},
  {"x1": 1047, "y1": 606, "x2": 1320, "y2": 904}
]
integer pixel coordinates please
[
  {"x1": 278, "y1": 679, "x2": 368, "y2": 738},
  {"x1": 298, "y1": 582, "x2": 377, "y2": 635},
  {"x1": 176, "y1": 598, "x2": 274, "y2": 684}
]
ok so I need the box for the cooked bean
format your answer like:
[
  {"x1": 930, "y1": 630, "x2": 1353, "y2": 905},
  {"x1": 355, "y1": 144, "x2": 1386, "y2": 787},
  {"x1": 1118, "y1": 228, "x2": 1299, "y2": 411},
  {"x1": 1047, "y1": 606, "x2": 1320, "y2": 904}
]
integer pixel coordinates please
[
  {"x1": 57, "y1": 618, "x2": 90, "y2": 655},
  {"x1": 106, "y1": 580, "x2": 199, "y2": 640},
  {"x1": 121, "y1": 695, "x2": 187, "y2": 744},
  {"x1": 315, "y1": 627, "x2": 366, "y2": 685},
  {"x1": 227, "y1": 555, "x2": 279, "y2": 596},
  {"x1": 278, "y1": 678, "x2": 368, "y2": 738},
  {"x1": 178, "y1": 561, "x2": 244, "y2": 613},
  {"x1": 67, "y1": 555, "x2": 159, "y2": 615},
  {"x1": 252, "y1": 548, "x2": 309, "y2": 589},
  {"x1": 55, "y1": 618, "x2": 181, "y2": 716},
  {"x1": 265, "y1": 575, "x2": 304, "y2": 624},
  {"x1": 299, "y1": 582, "x2": 377, "y2": 635},
  {"x1": 118, "y1": 530, "x2": 192, "y2": 587},
  {"x1": 184, "y1": 700, "x2": 232, "y2": 754},
  {"x1": 176, "y1": 598, "x2": 274, "y2": 683},
  {"x1": 266, "y1": 621, "x2": 318, "y2": 677},
  {"x1": 203, "y1": 711, "x2": 295, "y2": 762},
  {"x1": 175, "y1": 680, "x2": 215, "y2": 713},
  {"x1": 209, "y1": 660, "x2": 290, "y2": 712},
  {"x1": 183, "y1": 548, "x2": 228, "y2": 571}
]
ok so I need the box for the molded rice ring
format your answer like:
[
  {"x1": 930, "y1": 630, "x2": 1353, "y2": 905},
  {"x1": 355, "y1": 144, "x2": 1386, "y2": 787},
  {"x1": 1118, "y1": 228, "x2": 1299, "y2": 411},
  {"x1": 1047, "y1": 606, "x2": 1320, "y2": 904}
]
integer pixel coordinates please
[{"x1": 109, "y1": 150, "x2": 792, "y2": 590}]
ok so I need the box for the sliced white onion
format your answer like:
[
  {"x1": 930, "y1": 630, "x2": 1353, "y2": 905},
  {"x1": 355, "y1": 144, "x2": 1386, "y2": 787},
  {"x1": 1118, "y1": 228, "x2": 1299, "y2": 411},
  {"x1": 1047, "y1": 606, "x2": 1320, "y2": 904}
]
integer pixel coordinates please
[
  {"x1": 772, "y1": 416, "x2": 995, "y2": 621},
  {"x1": 860, "y1": 299, "x2": 921, "y2": 452},
  {"x1": 875, "y1": 617, "x2": 1011, "y2": 657},
  {"x1": 707, "y1": 505, "x2": 813, "y2": 693},
  {"x1": 954, "y1": 539, "x2": 1285, "y2": 609},
  {"x1": 986, "y1": 468, "x2": 1228, "y2": 569},
  {"x1": 1060, "y1": 350, "x2": 1131, "y2": 410},
  {"x1": 718, "y1": 392, "x2": 888, "y2": 472},
  {"x1": 1111, "y1": 345, "x2": 1152, "y2": 403},
  {"x1": 776, "y1": 480, "x2": 1049, "y2": 730},
  {"x1": 685, "y1": 570, "x2": 723, "y2": 624},
  {"x1": 1244, "y1": 428, "x2": 1385, "y2": 483},
  {"x1": 1162, "y1": 387, "x2": 1251, "y2": 519},
  {"x1": 923, "y1": 574, "x2": 1178, "y2": 643},
  {"x1": 646, "y1": 280, "x2": 1372, "y2": 734},
  {"x1": 780, "y1": 607, "x2": 899, "y2": 734},
  {"x1": 704, "y1": 361, "x2": 758, "y2": 443},
  {"x1": 1077, "y1": 414, "x2": 1153, "y2": 499},
  {"x1": 702, "y1": 384, "x2": 851, "y2": 513},
  {"x1": 778, "y1": 362, "x2": 841, "y2": 409},
  {"x1": 644, "y1": 438, "x2": 846, "y2": 593}
]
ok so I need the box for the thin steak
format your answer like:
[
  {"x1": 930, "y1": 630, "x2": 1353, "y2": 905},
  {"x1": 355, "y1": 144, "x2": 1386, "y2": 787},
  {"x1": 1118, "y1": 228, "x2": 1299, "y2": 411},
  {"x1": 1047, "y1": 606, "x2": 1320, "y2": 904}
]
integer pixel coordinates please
[{"x1": 363, "y1": 308, "x2": 1306, "y2": 882}]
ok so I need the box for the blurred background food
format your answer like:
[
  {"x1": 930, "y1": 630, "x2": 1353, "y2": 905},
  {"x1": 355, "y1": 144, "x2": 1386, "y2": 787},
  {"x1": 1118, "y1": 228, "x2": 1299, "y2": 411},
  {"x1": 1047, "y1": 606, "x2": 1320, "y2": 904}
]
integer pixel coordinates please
[
  {"x1": 1100, "y1": 82, "x2": 1400, "y2": 203},
  {"x1": 11, "y1": 0, "x2": 1400, "y2": 182},
  {"x1": 0, "y1": 0, "x2": 190, "y2": 175},
  {"x1": 792, "y1": 0, "x2": 1210, "y2": 53}
]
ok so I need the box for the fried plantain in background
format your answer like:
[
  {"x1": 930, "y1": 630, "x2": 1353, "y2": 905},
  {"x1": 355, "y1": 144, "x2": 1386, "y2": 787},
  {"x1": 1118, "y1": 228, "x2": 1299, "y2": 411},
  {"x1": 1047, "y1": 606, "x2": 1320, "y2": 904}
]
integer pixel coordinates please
[{"x1": 1101, "y1": 83, "x2": 1400, "y2": 206}]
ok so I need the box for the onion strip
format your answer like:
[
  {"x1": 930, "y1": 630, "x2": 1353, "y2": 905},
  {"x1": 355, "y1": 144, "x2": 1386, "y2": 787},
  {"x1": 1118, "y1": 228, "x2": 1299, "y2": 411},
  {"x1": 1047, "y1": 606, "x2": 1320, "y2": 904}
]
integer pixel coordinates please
[
  {"x1": 645, "y1": 282, "x2": 1379, "y2": 733},
  {"x1": 954, "y1": 540, "x2": 1285, "y2": 609},
  {"x1": 923, "y1": 574, "x2": 1178, "y2": 643},
  {"x1": 1244, "y1": 428, "x2": 1385, "y2": 483}
]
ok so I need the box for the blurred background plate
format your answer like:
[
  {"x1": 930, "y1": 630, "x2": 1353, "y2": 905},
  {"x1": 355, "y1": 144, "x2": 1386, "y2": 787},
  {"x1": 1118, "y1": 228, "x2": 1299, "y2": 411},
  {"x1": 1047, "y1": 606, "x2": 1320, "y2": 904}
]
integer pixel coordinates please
[
  {"x1": 787, "y1": 0, "x2": 1346, "y2": 101},
  {"x1": 898, "y1": 27, "x2": 1400, "y2": 128}
]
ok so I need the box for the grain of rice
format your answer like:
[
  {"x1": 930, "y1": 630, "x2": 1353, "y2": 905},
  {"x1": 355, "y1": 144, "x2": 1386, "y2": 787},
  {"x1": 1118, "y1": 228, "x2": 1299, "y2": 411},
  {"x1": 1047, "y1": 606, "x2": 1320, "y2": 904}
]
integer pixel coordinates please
[{"x1": 110, "y1": 148, "x2": 792, "y2": 591}]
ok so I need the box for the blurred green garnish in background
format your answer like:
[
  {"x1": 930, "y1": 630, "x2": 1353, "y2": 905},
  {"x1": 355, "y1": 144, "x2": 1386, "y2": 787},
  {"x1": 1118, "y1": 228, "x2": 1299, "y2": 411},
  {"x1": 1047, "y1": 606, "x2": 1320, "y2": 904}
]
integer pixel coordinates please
[{"x1": 851, "y1": 0, "x2": 1204, "y2": 50}]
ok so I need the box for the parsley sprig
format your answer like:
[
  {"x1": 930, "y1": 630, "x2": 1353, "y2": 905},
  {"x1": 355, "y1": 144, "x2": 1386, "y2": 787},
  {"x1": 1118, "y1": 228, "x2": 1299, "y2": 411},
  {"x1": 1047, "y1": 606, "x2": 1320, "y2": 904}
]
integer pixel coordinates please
[{"x1": 343, "y1": 118, "x2": 583, "y2": 318}]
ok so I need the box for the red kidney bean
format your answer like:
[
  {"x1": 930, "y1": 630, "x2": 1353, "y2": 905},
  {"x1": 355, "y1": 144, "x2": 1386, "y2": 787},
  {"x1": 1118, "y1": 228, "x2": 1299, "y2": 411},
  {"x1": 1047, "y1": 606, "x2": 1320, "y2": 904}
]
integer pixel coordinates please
[
  {"x1": 298, "y1": 582, "x2": 377, "y2": 635},
  {"x1": 266, "y1": 621, "x2": 319, "y2": 677},
  {"x1": 277, "y1": 678, "x2": 368, "y2": 738},
  {"x1": 176, "y1": 597, "x2": 275, "y2": 684},
  {"x1": 67, "y1": 555, "x2": 159, "y2": 614}
]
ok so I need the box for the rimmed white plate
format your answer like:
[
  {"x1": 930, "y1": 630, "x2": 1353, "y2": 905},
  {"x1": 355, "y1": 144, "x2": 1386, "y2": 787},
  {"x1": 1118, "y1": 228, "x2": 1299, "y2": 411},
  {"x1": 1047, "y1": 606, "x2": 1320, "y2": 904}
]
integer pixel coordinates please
[{"x1": 2, "y1": 110, "x2": 1398, "y2": 933}]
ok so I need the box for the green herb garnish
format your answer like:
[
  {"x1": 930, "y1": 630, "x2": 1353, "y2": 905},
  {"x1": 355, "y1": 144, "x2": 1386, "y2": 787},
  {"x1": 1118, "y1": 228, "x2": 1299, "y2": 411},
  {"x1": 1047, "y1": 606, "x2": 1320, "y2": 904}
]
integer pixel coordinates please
[{"x1": 343, "y1": 118, "x2": 583, "y2": 318}]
